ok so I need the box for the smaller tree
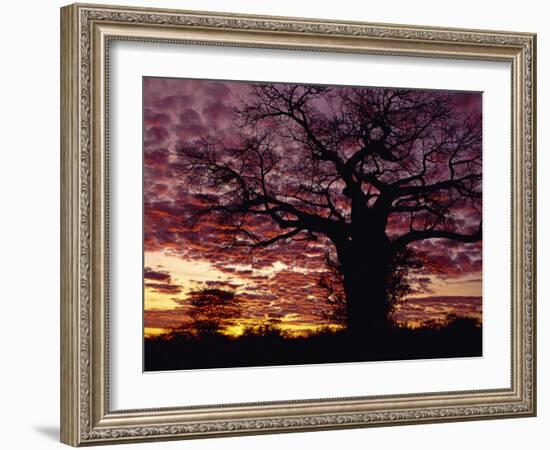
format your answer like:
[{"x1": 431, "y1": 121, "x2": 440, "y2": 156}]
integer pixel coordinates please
[
  {"x1": 385, "y1": 247, "x2": 426, "y2": 317},
  {"x1": 187, "y1": 288, "x2": 242, "y2": 335},
  {"x1": 318, "y1": 253, "x2": 347, "y2": 327}
]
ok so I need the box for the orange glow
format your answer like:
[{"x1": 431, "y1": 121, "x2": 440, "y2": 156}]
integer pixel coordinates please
[
  {"x1": 144, "y1": 250, "x2": 482, "y2": 334},
  {"x1": 144, "y1": 327, "x2": 171, "y2": 338}
]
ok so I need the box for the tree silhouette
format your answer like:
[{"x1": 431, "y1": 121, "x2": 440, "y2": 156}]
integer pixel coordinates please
[
  {"x1": 385, "y1": 247, "x2": 427, "y2": 314},
  {"x1": 318, "y1": 252, "x2": 347, "y2": 327},
  {"x1": 177, "y1": 84, "x2": 482, "y2": 336},
  {"x1": 187, "y1": 288, "x2": 242, "y2": 335},
  {"x1": 319, "y1": 247, "x2": 426, "y2": 327}
]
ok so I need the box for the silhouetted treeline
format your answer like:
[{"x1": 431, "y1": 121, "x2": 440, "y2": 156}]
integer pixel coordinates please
[{"x1": 144, "y1": 315, "x2": 482, "y2": 371}]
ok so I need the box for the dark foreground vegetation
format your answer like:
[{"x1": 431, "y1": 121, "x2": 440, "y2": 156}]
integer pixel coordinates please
[{"x1": 144, "y1": 315, "x2": 482, "y2": 371}]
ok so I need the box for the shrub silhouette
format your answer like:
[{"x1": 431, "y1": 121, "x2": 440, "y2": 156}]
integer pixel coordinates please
[{"x1": 144, "y1": 313, "x2": 482, "y2": 371}]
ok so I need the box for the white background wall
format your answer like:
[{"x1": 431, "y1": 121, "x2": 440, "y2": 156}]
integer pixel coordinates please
[{"x1": 0, "y1": 1, "x2": 546, "y2": 449}]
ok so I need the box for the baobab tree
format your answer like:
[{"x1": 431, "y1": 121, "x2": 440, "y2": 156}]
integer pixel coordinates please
[
  {"x1": 177, "y1": 83, "x2": 482, "y2": 336},
  {"x1": 318, "y1": 247, "x2": 427, "y2": 328}
]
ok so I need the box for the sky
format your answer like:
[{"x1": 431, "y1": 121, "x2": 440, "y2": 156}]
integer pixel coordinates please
[{"x1": 142, "y1": 77, "x2": 483, "y2": 337}]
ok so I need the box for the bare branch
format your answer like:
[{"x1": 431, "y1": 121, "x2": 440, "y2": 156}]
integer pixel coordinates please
[{"x1": 393, "y1": 221, "x2": 482, "y2": 248}]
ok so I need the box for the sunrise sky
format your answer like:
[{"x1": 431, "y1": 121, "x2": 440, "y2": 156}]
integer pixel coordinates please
[{"x1": 143, "y1": 77, "x2": 482, "y2": 338}]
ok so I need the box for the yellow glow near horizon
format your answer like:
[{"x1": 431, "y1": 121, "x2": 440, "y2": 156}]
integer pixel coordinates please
[
  {"x1": 144, "y1": 327, "x2": 171, "y2": 338},
  {"x1": 144, "y1": 250, "x2": 483, "y2": 333},
  {"x1": 144, "y1": 251, "x2": 235, "y2": 310},
  {"x1": 144, "y1": 250, "x2": 317, "y2": 312}
]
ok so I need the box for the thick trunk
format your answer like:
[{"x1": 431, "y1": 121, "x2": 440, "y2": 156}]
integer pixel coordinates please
[{"x1": 338, "y1": 236, "x2": 393, "y2": 336}]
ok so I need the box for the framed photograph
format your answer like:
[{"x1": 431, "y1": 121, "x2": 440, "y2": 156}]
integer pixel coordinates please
[{"x1": 60, "y1": 3, "x2": 536, "y2": 446}]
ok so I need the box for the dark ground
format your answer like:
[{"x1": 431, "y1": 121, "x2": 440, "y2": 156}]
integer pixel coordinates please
[{"x1": 144, "y1": 316, "x2": 482, "y2": 371}]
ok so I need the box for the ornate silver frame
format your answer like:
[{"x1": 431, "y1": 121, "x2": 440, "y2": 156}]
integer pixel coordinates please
[{"x1": 60, "y1": 3, "x2": 536, "y2": 446}]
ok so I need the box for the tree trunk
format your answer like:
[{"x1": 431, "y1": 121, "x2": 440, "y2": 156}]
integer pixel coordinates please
[{"x1": 338, "y1": 236, "x2": 393, "y2": 337}]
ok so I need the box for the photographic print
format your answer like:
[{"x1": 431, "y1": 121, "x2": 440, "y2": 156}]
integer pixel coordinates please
[
  {"x1": 61, "y1": 6, "x2": 535, "y2": 444},
  {"x1": 143, "y1": 77, "x2": 483, "y2": 372}
]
